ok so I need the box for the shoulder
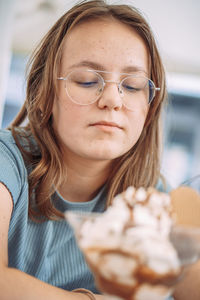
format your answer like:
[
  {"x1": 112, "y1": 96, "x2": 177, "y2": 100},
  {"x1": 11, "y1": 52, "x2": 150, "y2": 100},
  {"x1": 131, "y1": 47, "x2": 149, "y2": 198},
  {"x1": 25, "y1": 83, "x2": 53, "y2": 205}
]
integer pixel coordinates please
[
  {"x1": 0, "y1": 129, "x2": 28, "y2": 206},
  {"x1": 0, "y1": 129, "x2": 26, "y2": 168},
  {"x1": 0, "y1": 128, "x2": 16, "y2": 145}
]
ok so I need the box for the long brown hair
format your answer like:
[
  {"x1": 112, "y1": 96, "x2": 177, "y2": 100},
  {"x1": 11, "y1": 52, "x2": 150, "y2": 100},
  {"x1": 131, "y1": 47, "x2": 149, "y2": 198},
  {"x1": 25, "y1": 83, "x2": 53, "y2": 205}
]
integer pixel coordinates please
[{"x1": 10, "y1": 0, "x2": 167, "y2": 221}]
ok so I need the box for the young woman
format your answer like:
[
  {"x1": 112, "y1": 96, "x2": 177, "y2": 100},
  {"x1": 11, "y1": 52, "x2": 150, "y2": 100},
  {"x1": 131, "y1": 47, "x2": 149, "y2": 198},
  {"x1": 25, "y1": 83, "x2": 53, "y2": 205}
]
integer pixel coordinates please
[{"x1": 0, "y1": 1, "x2": 192, "y2": 299}]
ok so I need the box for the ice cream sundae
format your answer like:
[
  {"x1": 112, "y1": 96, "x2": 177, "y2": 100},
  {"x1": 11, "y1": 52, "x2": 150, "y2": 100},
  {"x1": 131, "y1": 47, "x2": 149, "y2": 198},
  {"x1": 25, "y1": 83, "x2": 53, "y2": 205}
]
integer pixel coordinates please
[{"x1": 66, "y1": 187, "x2": 181, "y2": 300}]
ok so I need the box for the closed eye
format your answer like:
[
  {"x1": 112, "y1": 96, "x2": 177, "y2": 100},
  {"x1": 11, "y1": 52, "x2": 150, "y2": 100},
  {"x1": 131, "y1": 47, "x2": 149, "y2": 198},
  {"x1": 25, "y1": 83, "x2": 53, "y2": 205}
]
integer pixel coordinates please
[
  {"x1": 75, "y1": 81, "x2": 99, "y2": 88},
  {"x1": 122, "y1": 84, "x2": 141, "y2": 92}
]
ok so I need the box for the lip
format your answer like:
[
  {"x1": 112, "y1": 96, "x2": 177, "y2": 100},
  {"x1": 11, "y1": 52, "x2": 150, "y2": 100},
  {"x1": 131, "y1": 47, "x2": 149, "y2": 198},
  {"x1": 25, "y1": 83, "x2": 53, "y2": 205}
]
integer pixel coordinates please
[{"x1": 90, "y1": 121, "x2": 123, "y2": 129}]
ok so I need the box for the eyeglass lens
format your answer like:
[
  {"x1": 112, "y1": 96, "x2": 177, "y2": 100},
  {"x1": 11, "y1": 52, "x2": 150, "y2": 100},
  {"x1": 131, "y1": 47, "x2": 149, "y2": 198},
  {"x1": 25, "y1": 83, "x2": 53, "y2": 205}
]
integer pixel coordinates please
[{"x1": 65, "y1": 70, "x2": 155, "y2": 109}]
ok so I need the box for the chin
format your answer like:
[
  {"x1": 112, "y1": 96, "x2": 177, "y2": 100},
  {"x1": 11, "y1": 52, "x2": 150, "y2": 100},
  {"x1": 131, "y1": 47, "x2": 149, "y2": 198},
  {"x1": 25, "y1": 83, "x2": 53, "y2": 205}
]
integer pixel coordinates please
[{"x1": 86, "y1": 147, "x2": 127, "y2": 161}]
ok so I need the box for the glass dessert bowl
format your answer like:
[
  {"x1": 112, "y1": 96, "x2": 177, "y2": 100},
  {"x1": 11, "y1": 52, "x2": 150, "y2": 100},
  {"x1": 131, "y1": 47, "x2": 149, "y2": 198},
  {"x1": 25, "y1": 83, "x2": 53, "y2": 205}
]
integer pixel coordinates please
[{"x1": 65, "y1": 186, "x2": 200, "y2": 300}]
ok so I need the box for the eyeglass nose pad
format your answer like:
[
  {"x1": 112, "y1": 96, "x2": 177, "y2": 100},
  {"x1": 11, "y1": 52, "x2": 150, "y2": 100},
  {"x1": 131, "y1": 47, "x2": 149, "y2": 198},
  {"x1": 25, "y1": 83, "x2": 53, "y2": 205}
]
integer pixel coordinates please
[
  {"x1": 96, "y1": 80, "x2": 105, "y2": 96},
  {"x1": 118, "y1": 86, "x2": 124, "y2": 97},
  {"x1": 96, "y1": 87, "x2": 103, "y2": 96}
]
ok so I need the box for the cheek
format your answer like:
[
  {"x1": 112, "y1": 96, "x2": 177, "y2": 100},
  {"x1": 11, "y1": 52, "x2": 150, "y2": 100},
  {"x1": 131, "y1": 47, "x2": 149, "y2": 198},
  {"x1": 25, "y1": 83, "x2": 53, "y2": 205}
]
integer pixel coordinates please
[
  {"x1": 53, "y1": 97, "x2": 75, "y2": 122},
  {"x1": 52, "y1": 98, "x2": 73, "y2": 134},
  {"x1": 52, "y1": 97, "x2": 88, "y2": 136},
  {"x1": 130, "y1": 104, "x2": 148, "y2": 123},
  {"x1": 127, "y1": 107, "x2": 148, "y2": 141}
]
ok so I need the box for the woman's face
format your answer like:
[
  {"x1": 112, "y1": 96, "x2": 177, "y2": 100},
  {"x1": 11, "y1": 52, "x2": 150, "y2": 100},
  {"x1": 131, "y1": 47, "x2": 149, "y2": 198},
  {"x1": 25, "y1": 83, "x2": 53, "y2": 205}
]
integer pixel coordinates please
[{"x1": 53, "y1": 18, "x2": 149, "y2": 163}]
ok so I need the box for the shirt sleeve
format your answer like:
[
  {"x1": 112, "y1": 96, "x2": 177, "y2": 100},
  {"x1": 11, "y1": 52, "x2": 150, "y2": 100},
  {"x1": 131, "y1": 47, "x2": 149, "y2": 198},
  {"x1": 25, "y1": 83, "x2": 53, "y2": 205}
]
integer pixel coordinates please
[{"x1": 0, "y1": 131, "x2": 27, "y2": 207}]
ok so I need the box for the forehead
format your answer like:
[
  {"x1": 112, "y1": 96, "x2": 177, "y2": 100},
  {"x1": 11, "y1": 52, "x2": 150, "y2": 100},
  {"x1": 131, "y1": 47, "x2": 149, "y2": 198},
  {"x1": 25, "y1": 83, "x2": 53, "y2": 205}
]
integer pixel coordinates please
[{"x1": 60, "y1": 18, "x2": 149, "y2": 75}]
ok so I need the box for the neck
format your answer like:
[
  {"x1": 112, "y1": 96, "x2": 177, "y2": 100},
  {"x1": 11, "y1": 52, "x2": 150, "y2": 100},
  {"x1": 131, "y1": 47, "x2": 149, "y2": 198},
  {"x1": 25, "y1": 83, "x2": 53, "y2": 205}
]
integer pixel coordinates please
[{"x1": 58, "y1": 153, "x2": 112, "y2": 203}]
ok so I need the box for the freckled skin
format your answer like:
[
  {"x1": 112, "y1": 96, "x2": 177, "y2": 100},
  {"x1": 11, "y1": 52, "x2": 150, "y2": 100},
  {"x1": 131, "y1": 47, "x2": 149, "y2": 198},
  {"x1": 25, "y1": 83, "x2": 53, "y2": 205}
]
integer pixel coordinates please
[{"x1": 53, "y1": 19, "x2": 149, "y2": 163}]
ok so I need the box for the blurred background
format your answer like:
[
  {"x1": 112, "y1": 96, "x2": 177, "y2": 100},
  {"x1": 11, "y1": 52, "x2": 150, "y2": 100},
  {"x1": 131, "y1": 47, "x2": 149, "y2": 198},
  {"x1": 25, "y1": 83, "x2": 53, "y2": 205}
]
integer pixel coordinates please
[{"x1": 0, "y1": 0, "x2": 200, "y2": 189}]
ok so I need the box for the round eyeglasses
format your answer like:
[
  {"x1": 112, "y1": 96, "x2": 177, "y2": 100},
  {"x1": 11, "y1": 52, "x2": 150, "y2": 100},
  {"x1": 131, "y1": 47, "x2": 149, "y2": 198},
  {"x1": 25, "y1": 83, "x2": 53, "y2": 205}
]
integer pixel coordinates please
[{"x1": 57, "y1": 69, "x2": 160, "y2": 111}]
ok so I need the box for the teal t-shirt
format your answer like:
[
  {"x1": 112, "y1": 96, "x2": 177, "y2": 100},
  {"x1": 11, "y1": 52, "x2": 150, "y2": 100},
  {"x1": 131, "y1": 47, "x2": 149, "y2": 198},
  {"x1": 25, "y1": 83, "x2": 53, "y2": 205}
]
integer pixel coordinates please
[
  {"x1": 0, "y1": 129, "x2": 107, "y2": 292},
  {"x1": 0, "y1": 129, "x2": 174, "y2": 299}
]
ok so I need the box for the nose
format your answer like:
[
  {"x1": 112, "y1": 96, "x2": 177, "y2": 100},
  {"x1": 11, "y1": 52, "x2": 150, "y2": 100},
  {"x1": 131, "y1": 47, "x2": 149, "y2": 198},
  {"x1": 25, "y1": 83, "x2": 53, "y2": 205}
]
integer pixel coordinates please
[{"x1": 97, "y1": 81, "x2": 123, "y2": 111}]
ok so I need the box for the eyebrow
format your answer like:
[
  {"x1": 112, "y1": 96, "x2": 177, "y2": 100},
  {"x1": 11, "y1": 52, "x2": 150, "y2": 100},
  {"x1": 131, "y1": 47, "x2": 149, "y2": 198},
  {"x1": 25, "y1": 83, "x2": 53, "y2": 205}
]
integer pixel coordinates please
[{"x1": 68, "y1": 60, "x2": 148, "y2": 75}]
